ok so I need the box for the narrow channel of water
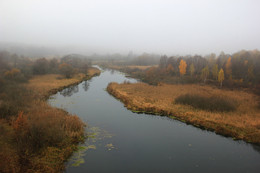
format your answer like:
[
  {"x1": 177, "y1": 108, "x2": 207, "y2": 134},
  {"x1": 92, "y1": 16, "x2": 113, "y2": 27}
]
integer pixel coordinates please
[{"x1": 48, "y1": 67, "x2": 260, "y2": 173}]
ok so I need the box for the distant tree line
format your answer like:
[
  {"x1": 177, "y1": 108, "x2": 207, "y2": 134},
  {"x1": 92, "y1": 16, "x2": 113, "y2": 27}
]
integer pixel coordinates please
[
  {"x1": 102, "y1": 53, "x2": 160, "y2": 66},
  {"x1": 0, "y1": 51, "x2": 92, "y2": 80},
  {"x1": 0, "y1": 51, "x2": 92, "y2": 118},
  {"x1": 123, "y1": 50, "x2": 260, "y2": 88}
]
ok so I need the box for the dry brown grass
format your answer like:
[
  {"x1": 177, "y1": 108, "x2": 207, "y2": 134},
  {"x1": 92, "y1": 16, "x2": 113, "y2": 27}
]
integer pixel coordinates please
[
  {"x1": 87, "y1": 66, "x2": 101, "y2": 77},
  {"x1": 107, "y1": 82, "x2": 260, "y2": 144},
  {"x1": 27, "y1": 67, "x2": 100, "y2": 99},
  {"x1": 27, "y1": 74, "x2": 84, "y2": 98}
]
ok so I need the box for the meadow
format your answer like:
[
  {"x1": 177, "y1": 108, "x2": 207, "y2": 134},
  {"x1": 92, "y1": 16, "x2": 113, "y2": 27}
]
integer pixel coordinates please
[{"x1": 107, "y1": 82, "x2": 260, "y2": 144}]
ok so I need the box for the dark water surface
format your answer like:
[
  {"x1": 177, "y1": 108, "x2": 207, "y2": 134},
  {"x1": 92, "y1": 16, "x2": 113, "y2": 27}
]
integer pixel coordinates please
[{"x1": 49, "y1": 67, "x2": 260, "y2": 173}]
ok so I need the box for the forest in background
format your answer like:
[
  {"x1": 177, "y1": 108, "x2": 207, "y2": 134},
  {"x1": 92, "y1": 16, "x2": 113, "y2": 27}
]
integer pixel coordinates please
[{"x1": 102, "y1": 49, "x2": 260, "y2": 91}]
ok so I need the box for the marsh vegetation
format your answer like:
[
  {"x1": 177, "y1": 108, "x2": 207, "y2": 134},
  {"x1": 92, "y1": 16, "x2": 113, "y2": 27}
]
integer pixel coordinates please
[
  {"x1": 0, "y1": 51, "x2": 100, "y2": 172},
  {"x1": 107, "y1": 80, "x2": 260, "y2": 144},
  {"x1": 175, "y1": 94, "x2": 237, "y2": 112}
]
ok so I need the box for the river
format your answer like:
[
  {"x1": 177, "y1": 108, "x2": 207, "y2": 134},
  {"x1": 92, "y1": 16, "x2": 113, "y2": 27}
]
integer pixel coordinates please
[{"x1": 48, "y1": 67, "x2": 260, "y2": 173}]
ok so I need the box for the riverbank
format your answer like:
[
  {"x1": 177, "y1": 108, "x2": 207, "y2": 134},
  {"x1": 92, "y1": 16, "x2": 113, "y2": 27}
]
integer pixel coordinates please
[
  {"x1": 0, "y1": 67, "x2": 101, "y2": 173},
  {"x1": 107, "y1": 82, "x2": 260, "y2": 145},
  {"x1": 27, "y1": 66, "x2": 101, "y2": 99}
]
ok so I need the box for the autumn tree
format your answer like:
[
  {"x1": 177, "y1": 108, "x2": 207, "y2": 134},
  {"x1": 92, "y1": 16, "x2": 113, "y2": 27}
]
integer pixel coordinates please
[
  {"x1": 212, "y1": 64, "x2": 218, "y2": 80},
  {"x1": 146, "y1": 66, "x2": 157, "y2": 78},
  {"x1": 201, "y1": 66, "x2": 209, "y2": 83},
  {"x1": 4, "y1": 68, "x2": 21, "y2": 79},
  {"x1": 166, "y1": 64, "x2": 174, "y2": 75},
  {"x1": 13, "y1": 112, "x2": 28, "y2": 133},
  {"x1": 159, "y1": 67, "x2": 167, "y2": 75},
  {"x1": 225, "y1": 57, "x2": 232, "y2": 80},
  {"x1": 59, "y1": 63, "x2": 74, "y2": 78},
  {"x1": 218, "y1": 68, "x2": 225, "y2": 87},
  {"x1": 179, "y1": 59, "x2": 187, "y2": 76},
  {"x1": 12, "y1": 112, "x2": 30, "y2": 160},
  {"x1": 189, "y1": 63, "x2": 195, "y2": 77},
  {"x1": 33, "y1": 58, "x2": 49, "y2": 75}
]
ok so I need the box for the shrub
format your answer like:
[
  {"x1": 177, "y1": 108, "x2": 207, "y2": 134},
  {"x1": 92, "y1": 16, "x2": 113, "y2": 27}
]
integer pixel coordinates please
[
  {"x1": 4, "y1": 68, "x2": 28, "y2": 83},
  {"x1": 175, "y1": 94, "x2": 236, "y2": 112},
  {"x1": 33, "y1": 58, "x2": 49, "y2": 75},
  {"x1": 0, "y1": 120, "x2": 21, "y2": 173},
  {"x1": 0, "y1": 106, "x2": 86, "y2": 172},
  {"x1": 0, "y1": 83, "x2": 32, "y2": 119},
  {"x1": 59, "y1": 63, "x2": 75, "y2": 78}
]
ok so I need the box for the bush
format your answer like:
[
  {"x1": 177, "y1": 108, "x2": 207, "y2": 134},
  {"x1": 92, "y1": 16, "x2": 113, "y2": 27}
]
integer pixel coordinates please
[
  {"x1": 0, "y1": 82, "x2": 32, "y2": 119},
  {"x1": 0, "y1": 84, "x2": 30, "y2": 119},
  {"x1": 0, "y1": 107, "x2": 86, "y2": 172},
  {"x1": 33, "y1": 58, "x2": 49, "y2": 75},
  {"x1": 59, "y1": 63, "x2": 75, "y2": 78},
  {"x1": 175, "y1": 94, "x2": 237, "y2": 112}
]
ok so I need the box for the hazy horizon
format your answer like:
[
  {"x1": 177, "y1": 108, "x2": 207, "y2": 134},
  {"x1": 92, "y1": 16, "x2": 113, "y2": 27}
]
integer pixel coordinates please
[{"x1": 1, "y1": 0, "x2": 260, "y2": 56}]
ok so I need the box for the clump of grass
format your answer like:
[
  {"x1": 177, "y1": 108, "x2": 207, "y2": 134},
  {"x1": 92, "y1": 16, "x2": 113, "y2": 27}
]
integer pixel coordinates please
[{"x1": 175, "y1": 94, "x2": 237, "y2": 112}]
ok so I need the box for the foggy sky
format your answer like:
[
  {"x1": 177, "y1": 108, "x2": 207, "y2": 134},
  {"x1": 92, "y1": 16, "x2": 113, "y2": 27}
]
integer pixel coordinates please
[{"x1": 1, "y1": 0, "x2": 260, "y2": 55}]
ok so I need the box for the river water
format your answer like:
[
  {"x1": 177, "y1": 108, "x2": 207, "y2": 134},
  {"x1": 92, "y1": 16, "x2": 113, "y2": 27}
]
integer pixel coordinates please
[{"x1": 48, "y1": 67, "x2": 260, "y2": 173}]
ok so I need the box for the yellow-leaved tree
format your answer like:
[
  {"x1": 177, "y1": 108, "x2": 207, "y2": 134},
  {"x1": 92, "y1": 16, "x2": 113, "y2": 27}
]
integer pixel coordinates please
[
  {"x1": 4, "y1": 68, "x2": 21, "y2": 79},
  {"x1": 189, "y1": 63, "x2": 195, "y2": 77},
  {"x1": 225, "y1": 57, "x2": 232, "y2": 80},
  {"x1": 218, "y1": 68, "x2": 224, "y2": 87},
  {"x1": 179, "y1": 59, "x2": 187, "y2": 76},
  {"x1": 201, "y1": 65, "x2": 209, "y2": 83}
]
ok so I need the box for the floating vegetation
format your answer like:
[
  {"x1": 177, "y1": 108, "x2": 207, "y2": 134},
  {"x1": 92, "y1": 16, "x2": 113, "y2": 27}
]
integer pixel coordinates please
[
  {"x1": 87, "y1": 126, "x2": 114, "y2": 143},
  {"x1": 86, "y1": 145, "x2": 97, "y2": 150},
  {"x1": 105, "y1": 143, "x2": 117, "y2": 151},
  {"x1": 71, "y1": 158, "x2": 85, "y2": 167},
  {"x1": 68, "y1": 126, "x2": 115, "y2": 167},
  {"x1": 69, "y1": 144, "x2": 97, "y2": 167}
]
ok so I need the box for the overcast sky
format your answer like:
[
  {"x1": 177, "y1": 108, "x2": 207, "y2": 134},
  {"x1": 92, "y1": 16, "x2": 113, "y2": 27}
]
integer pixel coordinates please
[{"x1": 0, "y1": 0, "x2": 260, "y2": 55}]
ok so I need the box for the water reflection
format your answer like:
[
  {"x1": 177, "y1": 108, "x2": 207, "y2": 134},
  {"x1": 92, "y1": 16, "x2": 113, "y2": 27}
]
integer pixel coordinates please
[
  {"x1": 60, "y1": 85, "x2": 79, "y2": 97},
  {"x1": 82, "y1": 81, "x2": 90, "y2": 92},
  {"x1": 110, "y1": 69, "x2": 115, "y2": 75},
  {"x1": 252, "y1": 145, "x2": 260, "y2": 154}
]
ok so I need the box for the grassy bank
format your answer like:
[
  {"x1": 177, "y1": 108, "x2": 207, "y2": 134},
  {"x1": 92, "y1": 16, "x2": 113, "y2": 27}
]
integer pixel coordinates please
[
  {"x1": 107, "y1": 82, "x2": 260, "y2": 145},
  {"x1": 0, "y1": 67, "x2": 101, "y2": 173},
  {"x1": 27, "y1": 67, "x2": 101, "y2": 99}
]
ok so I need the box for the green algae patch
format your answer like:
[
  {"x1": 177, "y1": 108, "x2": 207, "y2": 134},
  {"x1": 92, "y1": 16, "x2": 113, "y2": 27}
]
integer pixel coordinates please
[
  {"x1": 105, "y1": 143, "x2": 117, "y2": 151},
  {"x1": 71, "y1": 158, "x2": 85, "y2": 167},
  {"x1": 68, "y1": 126, "x2": 115, "y2": 167},
  {"x1": 86, "y1": 145, "x2": 97, "y2": 150},
  {"x1": 69, "y1": 144, "x2": 97, "y2": 167},
  {"x1": 87, "y1": 126, "x2": 114, "y2": 142}
]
